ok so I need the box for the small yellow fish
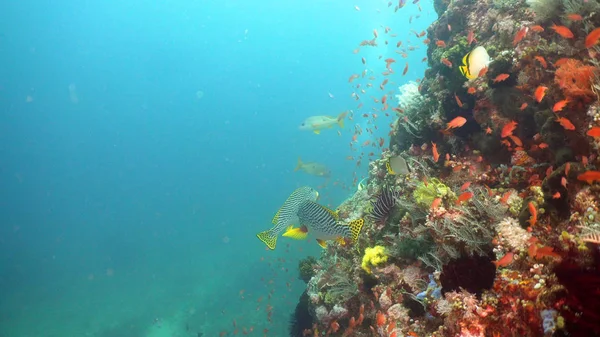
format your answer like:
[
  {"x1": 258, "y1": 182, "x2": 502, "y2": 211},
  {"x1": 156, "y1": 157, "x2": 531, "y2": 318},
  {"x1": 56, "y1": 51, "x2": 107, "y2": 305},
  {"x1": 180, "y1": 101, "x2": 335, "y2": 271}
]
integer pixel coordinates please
[
  {"x1": 299, "y1": 111, "x2": 348, "y2": 134},
  {"x1": 295, "y1": 157, "x2": 330, "y2": 177}
]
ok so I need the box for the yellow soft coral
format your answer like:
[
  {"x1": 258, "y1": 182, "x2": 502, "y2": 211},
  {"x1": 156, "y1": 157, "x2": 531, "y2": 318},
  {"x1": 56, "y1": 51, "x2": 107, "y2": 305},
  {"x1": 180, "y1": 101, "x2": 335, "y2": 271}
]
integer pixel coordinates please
[
  {"x1": 413, "y1": 178, "x2": 450, "y2": 207},
  {"x1": 361, "y1": 245, "x2": 388, "y2": 273}
]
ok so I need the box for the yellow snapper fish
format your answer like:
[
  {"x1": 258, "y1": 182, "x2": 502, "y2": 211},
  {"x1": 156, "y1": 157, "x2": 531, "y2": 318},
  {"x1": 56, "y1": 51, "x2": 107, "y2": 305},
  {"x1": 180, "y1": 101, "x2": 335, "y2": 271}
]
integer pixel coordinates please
[
  {"x1": 295, "y1": 157, "x2": 330, "y2": 177},
  {"x1": 299, "y1": 111, "x2": 348, "y2": 134},
  {"x1": 459, "y1": 46, "x2": 491, "y2": 80},
  {"x1": 256, "y1": 186, "x2": 319, "y2": 250},
  {"x1": 283, "y1": 200, "x2": 364, "y2": 248}
]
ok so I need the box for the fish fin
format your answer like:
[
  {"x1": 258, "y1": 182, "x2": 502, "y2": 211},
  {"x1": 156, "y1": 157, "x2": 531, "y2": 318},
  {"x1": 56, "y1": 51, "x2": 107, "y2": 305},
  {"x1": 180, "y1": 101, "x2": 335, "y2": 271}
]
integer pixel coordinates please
[
  {"x1": 282, "y1": 225, "x2": 308, "y2": 240},
  {"x1": 386, "y1": 160, "x2": 396, "y2": 175},
  {"x1": 337, "y1": 111, "x2": 347, "y2": 128},
  {"x1": 316, "y1": 239, "x2": 327, "y2": 248},
  {"x1": 256, "y1": 230, "x2": 277, "y2": 250},
  {"x1": 348, "y1": 218, "x2": 365, "y2": 241},
  {"x1": 295, "y1": 157, "x2": 303, "y2": 171},
  {"x1": 313, "y1": 129, "x2": 321, "y2": 134}
]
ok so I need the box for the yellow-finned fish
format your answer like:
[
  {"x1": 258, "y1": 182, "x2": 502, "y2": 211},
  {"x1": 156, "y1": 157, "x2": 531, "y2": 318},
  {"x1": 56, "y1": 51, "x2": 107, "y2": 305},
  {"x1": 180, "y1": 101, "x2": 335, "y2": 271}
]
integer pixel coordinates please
[
  {"x1": 299, "y1": 111, "x2": 348, "y2": 134},
  {"x1": 386, "y1": 156, "x2": 410, "y2": 175},
  {"x1": 256, "y1": 186, "x2": 319, "y2": 250},
  {"x1": 283, "y1": 200, "x2": 364, "y2": 249},
  {"x1": 295, "y1": 157, "x2": 330, "y2": 177},
  {"x1": 459, "y1": 46, "x2": 491, "y2": 79}
]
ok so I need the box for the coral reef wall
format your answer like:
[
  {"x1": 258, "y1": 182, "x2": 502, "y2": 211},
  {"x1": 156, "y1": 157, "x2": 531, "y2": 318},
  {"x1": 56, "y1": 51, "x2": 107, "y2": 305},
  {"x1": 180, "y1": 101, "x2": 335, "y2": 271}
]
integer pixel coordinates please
[{"x1": 294, "y1": 0, "x2": 600, "y2": 336}]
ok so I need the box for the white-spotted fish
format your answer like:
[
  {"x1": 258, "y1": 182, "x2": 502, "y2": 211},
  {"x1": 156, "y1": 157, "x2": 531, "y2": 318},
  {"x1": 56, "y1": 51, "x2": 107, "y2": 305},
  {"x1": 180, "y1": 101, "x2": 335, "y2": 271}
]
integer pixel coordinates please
[
  {"x1": 283, "y1": 200, "x2": 364, "y2": 248},
  {"x1": 256, "y1": 186, "x2": 319, "y2": 250}
]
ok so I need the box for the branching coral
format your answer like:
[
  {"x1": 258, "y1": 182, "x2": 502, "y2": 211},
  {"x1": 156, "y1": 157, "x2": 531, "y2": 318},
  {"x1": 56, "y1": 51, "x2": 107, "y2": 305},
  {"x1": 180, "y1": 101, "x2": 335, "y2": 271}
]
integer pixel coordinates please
[{"x1": 554, "y1": 59, "x2": 597, "y2": 102}]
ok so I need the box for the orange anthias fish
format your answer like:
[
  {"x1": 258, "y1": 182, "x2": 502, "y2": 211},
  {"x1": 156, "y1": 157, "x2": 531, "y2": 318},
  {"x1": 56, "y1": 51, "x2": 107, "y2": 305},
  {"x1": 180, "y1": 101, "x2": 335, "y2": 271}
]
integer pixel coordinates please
[
  {"x1": 530, "y1": 25, "x2": 544, "y2": 32},
  {"x1": 550, "y1": 24, "x2": 574, "y2": 38},
  {"x1": 556, "y1": 117, "x2": 575, "y2": 130},
  {"x1": 534, "y1": 86, "x2": 548, "y2": 103},
  {"x1": 501, "y1": 121, "x2": 517, "y2": 138},
  {"x1": 577, "y1": 170, "x2": 600, "y2": 184},
  {"x1": 586, "y1": 127, "x2": 600, "y2": 137},
  {"x1": 467, "y1": 30, "x2": 476, "y2": 45},
  {"x1": 494, "y1": 252, "x2": 514, "y2": 267},
  {"x1": 460, "y1": 181, "x2": 471, "y2": 191},
  {"x1": 552, "y1": 99, "x2": 569, "y2": 112},
  {"x1": 534, "y1": 56, "x2": 547, "y2": 68},
  {"x1": 467, "y1": 87, "x2": 476, "y2": 94},
  {"x1": 585, "y1": 27, "x2": 600, "y2": 48},
  {"x1": 455, "y1": 191, "x2": 474, "y2": 205},
  {"x1": 431, "y1": 197, "x2": 442, "y2": 210},
  {"x1": 441, "y1": 58, "x2": 453, "y2": 68},
  {"x1": 403, "y1": 63, "x2": 409, "y2": 75},
  {"x1": 513, "y1": 26, "x2": 528, "y2": 45},
  {"x1": 454, "y1": 94, "x2": 463, "y2": 107},
  {"x1": 432, "y1": 142, "x2": 440, "y2": 162},
  {"x1": 566, "y1": 13, "x2": 583, "y2": 21},
  {"x1": 445, "y1": 116, "x2": 467, "y2": 130},
  {"x1": 493, "y1": 73, "x2": 510, "y2": 83},
  {"x1": 528, "y1": 202, "x2": 537, "y2": 227}
]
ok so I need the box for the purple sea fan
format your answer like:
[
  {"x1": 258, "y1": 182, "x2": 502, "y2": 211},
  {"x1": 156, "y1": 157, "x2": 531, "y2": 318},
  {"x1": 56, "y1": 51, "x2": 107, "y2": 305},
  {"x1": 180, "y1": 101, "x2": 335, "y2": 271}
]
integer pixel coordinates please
[{"x1": 368, "y1": 188, "x2": 400, "y2": 225}]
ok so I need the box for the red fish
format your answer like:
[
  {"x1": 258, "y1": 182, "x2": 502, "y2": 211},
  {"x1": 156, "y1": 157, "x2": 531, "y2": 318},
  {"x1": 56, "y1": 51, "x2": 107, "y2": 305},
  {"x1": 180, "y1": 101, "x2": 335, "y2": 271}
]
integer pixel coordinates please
[
  {"x1": 440, "y1": 58, "x2": 452, "y2": 68},
  {"x1": 534, "y1": 56, "x2": 547, "y2": 68},
  {"x1": 513, "y1": 26, "x2": 528, "y2": 45},
  {"x1": 528, "y1": 202, "x2": 537, "y2": 227},
  {"x1": 556, "y1": 117, "x2": 575, "y2": 130},
  {"x1": 467, "y1": 30, "x2": 475, "y2": 45},
  {"x1": 454, "y1": 93, "x2": 463, "y2": 107},
  {"x1": 455, "y1": 191, "x2": 473, "y2": 205},
  {"x1": 587, "y1": 127, "x2": 600, "y2": 137},
  {"x1": 577, "y1": 170, "x2": 600, "y2": 184},
  {"x1": 493, "y1": 73, "x2": 510, "y2": 83},
  {"x1": 534, "y1": 86, "x2": 547, "y2": 102},
  {"x1": 494, "y1": 252, "x2": 514, "y2": 267},
  {"x1": 432, "y1": 142, "x2": 440, "y2": 162},
  {"x1": 550, "y1": 24, "x2": 574, "y2": 38},
  {"x1": 552, "y1": 99, "x2": 569, "y2": 112},
  {"x1": 501, "y1": 121, "x2": 517, "y2": 138},
  {"x1": 431, "y1": 197, "x2": 442, "y2": 210},
  {"x1": 585, "y1": 27, "x2": 600, "y2": 48},
  {"x1": 445, "y1": 116, "x2": 467, "y2": 130}
]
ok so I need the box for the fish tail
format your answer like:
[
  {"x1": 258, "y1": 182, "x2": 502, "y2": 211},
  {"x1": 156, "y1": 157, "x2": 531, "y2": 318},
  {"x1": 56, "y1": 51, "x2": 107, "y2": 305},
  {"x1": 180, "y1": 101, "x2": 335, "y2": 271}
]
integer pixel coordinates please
[
  {"x1": 294, "y1": 157, "x2": 303, "y2": 171},
  {"x1": 256, "y1": 230, "x2": 278, "y2": 250},
  {"x1": 348, "y1": 218, "x2": 365, "y2": 241},
  {"x1": 337, "y1": 111, "x2": 347, "y2": 128}
]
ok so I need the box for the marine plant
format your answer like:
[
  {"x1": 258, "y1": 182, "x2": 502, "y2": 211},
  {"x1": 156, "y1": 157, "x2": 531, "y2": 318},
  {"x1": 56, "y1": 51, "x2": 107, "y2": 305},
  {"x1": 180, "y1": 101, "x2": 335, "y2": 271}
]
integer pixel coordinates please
[
  {"x1": 298, "y1": 256, "x2": 317, "y2": 283},
  {"x1": 412, "y1": 178, "x2": 451, "y2": 208}
]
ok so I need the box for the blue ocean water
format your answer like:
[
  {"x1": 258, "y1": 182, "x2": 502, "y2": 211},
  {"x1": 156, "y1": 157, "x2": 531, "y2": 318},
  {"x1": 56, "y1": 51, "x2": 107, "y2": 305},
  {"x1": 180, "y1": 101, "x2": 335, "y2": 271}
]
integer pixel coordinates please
[{"x1": 0, "y1": 1, "x2": 435, "y2": 336}]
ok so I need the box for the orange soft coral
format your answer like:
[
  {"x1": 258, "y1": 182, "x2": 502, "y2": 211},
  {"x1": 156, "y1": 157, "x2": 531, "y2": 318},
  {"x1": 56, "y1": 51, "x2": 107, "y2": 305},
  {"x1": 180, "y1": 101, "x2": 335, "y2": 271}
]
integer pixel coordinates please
[{"x1": 554, "y1": 59, "x2": 597, "y2": 101}]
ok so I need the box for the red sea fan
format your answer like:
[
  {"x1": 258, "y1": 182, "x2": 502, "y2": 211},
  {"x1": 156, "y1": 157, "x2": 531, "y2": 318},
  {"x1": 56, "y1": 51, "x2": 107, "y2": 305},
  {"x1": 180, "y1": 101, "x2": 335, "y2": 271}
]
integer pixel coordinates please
[{"x1": 554, "y1": 59, "x2": 597, "y2": 102}]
